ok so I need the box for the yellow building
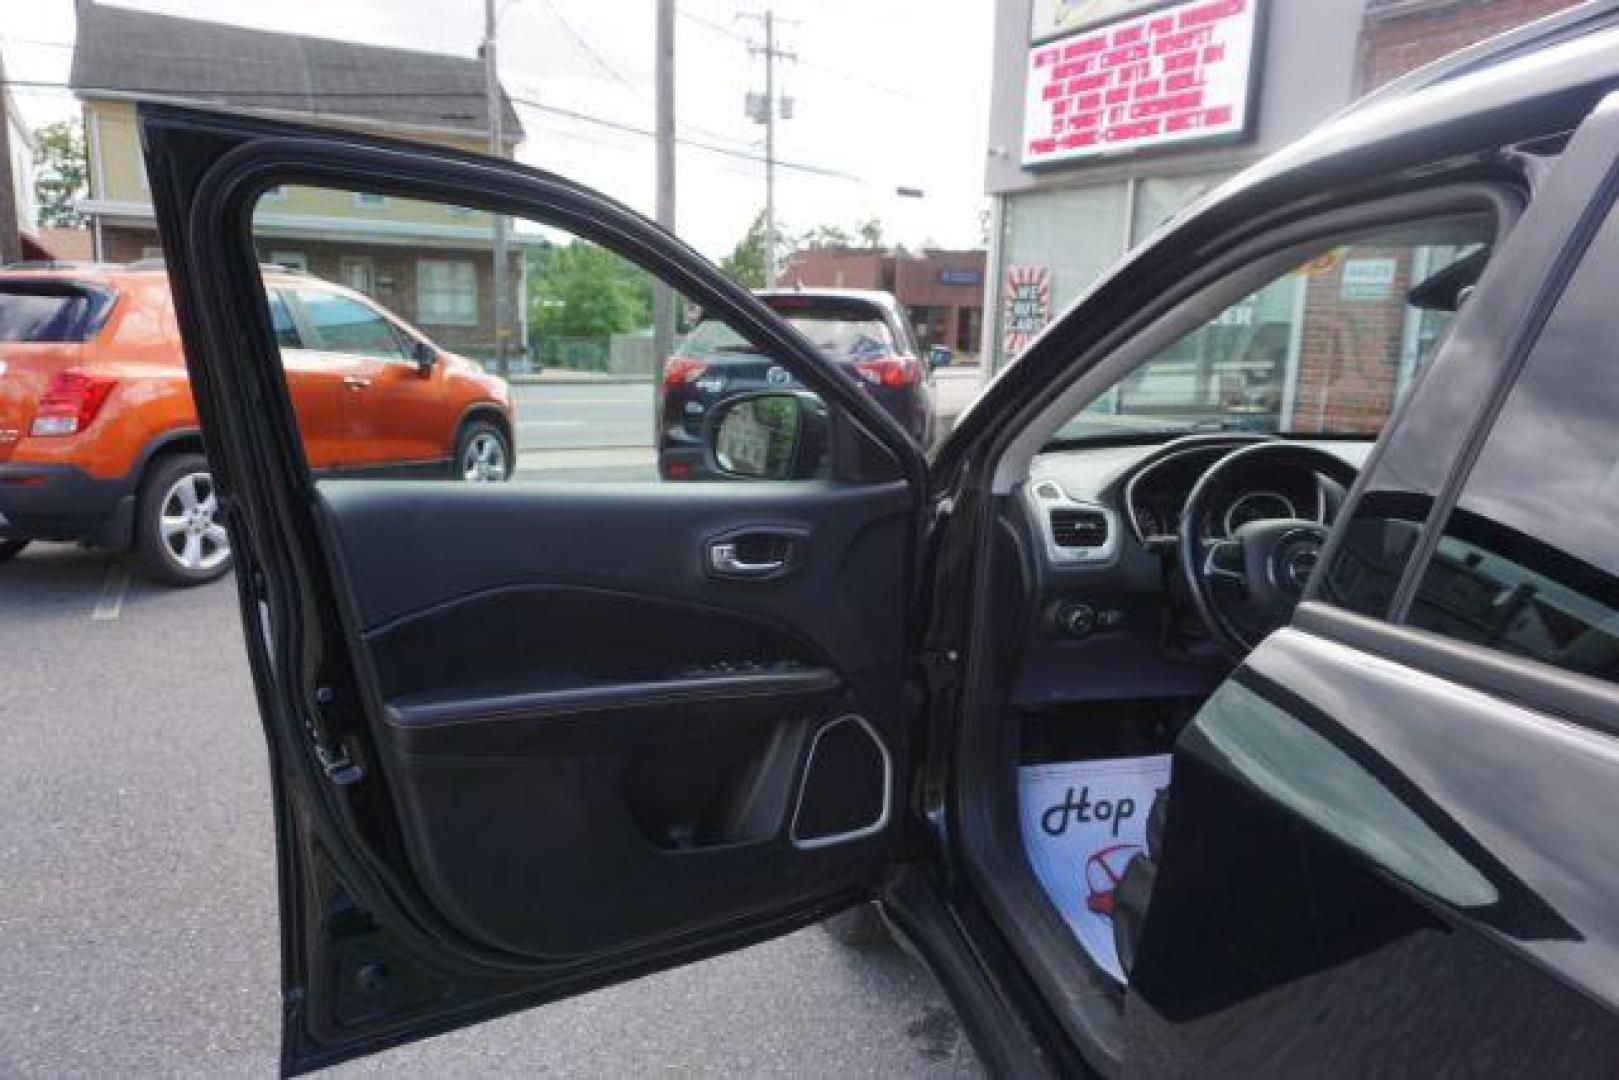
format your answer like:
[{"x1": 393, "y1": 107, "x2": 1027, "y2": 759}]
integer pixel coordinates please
[{"x1": 71, "y1": 0, "x2": 529, "y2": 359}]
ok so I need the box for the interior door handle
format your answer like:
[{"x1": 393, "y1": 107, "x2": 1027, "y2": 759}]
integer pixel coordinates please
[
  {"x1": 709, "y1": 542, "x2": 784, "y2": 576},
  {"x1": 705, "y1": 531, "x2": 804, "y2": 580},
  {"x1": 344, "y1": 376, "x2": 371, "y2": 390}
]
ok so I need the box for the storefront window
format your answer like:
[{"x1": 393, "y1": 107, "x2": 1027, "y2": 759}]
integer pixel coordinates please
[
  {"x1": 995, "y1": 181, "x2": 1129, "y2": 368},
  {"x1": 1130, "y1": 174, "x2": 1228, "y2": 247}
]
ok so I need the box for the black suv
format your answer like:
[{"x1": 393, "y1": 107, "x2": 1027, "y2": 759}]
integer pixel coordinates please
[
  {"x1": 657, "y1": 288, "x2": 938, "y2": 480},
  {"x1": 140, "y1": 7, "x2": 1619, "y2": 1074}
]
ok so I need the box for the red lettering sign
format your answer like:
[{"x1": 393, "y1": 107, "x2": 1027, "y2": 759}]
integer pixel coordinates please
[{"x1": 1023, "y1": 0, "x2": 1255, "y2": 164}]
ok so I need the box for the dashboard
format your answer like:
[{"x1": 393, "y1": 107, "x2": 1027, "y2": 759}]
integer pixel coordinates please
[{"x1": 1008, "y1": 435, "x2": 1373, "y2": 707}]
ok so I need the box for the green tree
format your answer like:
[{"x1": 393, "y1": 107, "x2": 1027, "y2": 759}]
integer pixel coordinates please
[
  {"x1": 796, "y1": 223, "x2": 853, "y2": 251},
  {"x1": 33, "y1": 120, "x2": 89, "y2": 228},
  {"x1": 856, "y1": 216, "x2": 885, "y2": 250},
  {"x1": 721, "y1": 210, "x2": 771, "y2": 288},
  {"x1": 527, "y1": 241, "x2": 652, "y2": 342}
]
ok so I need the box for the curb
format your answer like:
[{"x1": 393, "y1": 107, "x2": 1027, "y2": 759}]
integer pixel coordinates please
[{"x1": 508, "y1": 373, "x2": 653, "y2": 386}]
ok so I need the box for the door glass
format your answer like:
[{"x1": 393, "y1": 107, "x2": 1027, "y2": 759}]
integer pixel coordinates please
[
  {"x1": 1404, "y1": 203, "x2": 1619, "y2": 681},
  {"x1": 1056, "y1": 216, "x2": 1492, "y2": 443},
  {"x1": 267, "y1": 292, "x2": 302, "y2": 349},
  {"x1": 297, "y1": 291, "x2": 410, "y2": 360},
  {"x1": 250, "y1": 185, "x2": 864, "y2": 484}
]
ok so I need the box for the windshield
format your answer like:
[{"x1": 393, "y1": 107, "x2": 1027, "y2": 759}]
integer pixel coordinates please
[
  {"x1": 682, "y1": 305, "x2": 896, "y2": 362},
  {"x1": 1051, "y1": 216, "x2": 1494, "y2": 444}
]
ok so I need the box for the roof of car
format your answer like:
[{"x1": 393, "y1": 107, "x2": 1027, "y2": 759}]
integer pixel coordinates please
[
  {"x1": 755, "y1": 287, "x2": 904, "y2": 313},
  {"x1": 0, "y1": 263, "x2": 337, "y2": 298}
]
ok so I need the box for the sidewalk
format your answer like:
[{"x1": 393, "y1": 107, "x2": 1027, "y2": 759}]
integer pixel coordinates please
[{"x1": 509, "y1": 368, "x2": 651, "y2": 386}]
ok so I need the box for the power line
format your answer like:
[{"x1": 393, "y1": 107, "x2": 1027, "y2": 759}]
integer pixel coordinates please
[
  {"x1": 0, "y1": 77, "x2": 866, "y2": 183},
  {"x1": 535, "y1": 0, "x2": 642, "y2": 97},
  {"x1": 676, "y1": 7, "x2": 748, "y2": 44},
  {"x1": 507, "y1": 94, "x2": 861, "y2": 181}
]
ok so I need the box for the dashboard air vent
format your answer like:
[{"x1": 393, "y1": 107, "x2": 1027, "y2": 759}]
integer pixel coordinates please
[{"x1": 1050, "y1": 508, "x2": 1109, "y2": 549}]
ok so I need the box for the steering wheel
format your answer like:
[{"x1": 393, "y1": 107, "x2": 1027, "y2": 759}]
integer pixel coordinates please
[{"x1": 1176, "y1": 441, "x2": 1360, "y2": 660}]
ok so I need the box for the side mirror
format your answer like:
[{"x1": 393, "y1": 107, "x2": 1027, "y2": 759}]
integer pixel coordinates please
[
  {"x1": 927, "y1": 345, "x2": 953, "y2": 370},
  {"x1": 412, "y1": 339, "x2": 438, "y2": 376},
  {"x1": 705, "y1": 391, "x2": 829, "y2": 480}
]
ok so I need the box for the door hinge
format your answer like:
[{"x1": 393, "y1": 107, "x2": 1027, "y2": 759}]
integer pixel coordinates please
[{"x1": 310, "y1": 685, "x2": 365, "y2": 786}]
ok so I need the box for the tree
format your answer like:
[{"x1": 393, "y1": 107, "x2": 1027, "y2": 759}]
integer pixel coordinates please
[
  {"x1": 33, "y1": 120, "x2": 88, "y2": 228},
  {"x1": 721, "y1": 210, "x2": 770, "y2": 289},
  {"x1": 856, "y1": 216, "x2": 885, "y2": 250},
  {"x1": 796, "y1": 223, "x2": 853, "y2": 251},
  {"x1": 526, "y1": 241, "x2": 652, "y2": 342}
]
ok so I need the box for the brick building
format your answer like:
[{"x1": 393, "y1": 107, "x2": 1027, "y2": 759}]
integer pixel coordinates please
[
  {"x1": 1358, "y1": 0, "x2": 1584, "y2": 91},
  {"x1": 776, "y1": 247, "x2": 986, "y2": 358},
  {"x1": 69, "y1": 1, "x2": 532, "y2": 360},
  {"x1": 1276, "y1": 0, "x2": 1584, "y2": 432}
]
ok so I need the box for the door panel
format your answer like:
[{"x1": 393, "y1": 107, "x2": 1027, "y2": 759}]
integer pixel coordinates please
[
  {"x1": 1123, "y1": 92, "x2": 1619, "y2": 1074},
  {"x1": 291, "y1": 288, "x2": 447, "y2": 467},
  {"x1": 279, "y1": 348, "x2": 351, "y2": 469},
  {"x1": 315, "y1": 479, "x2": 911, "y2": 960},
  {"x1": 140, "y1": 104, "x2": 928, "y2": 1074},
  {"x1": 1125, "y1": 626, "x2": 1619, "y2": 1073}
]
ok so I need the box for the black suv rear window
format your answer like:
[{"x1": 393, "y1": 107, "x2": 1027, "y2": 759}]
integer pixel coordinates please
[
  {"x1": 0, "y1": 283, "x2": 112, "y2": 342},
  {"x1": 683, "y1": 301, "x2": 896, "y2": 362}
]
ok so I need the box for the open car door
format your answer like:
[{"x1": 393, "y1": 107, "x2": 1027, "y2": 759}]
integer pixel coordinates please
[{"x1": 140, "y1": 106, "x2": 930, "y2": 1074}]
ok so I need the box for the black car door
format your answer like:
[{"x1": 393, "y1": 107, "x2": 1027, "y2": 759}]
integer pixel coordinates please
[
  {"x1": 1122, "y1": 91, "x2": 1619, "y2": 1071},
  {"x1": 140, "y1": 106, "x2": 930, "y2": 1075}
]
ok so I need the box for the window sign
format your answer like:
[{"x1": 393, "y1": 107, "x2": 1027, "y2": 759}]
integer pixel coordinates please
[
  {"x1": 1023, "y1": 0, "x2": 1262, "y2": 166},
  {"x1": 1002, "y1": 265, "x2": 1052, "y2": 358},
  {"x1": 1339, "y1": 257, "x2": 1398, "y2": 301}
]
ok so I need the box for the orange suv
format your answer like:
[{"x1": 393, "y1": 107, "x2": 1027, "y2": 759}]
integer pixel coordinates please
[{"x1": 0, "y1": 262, "x2": 514, "y2": 584}]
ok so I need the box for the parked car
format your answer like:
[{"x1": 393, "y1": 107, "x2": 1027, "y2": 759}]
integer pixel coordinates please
[
  {"x1": 0, "y1": 263, "x2": 514, "y2": 585},
  {"x1": 142, "y1": 7, "x2": 1619, "y2": 1074},
  {"x1": 657, "y1": 288, "x2": 940, "y2": 479}
]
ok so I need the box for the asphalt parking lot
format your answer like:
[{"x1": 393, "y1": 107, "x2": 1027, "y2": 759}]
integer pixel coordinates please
[{"x1": 0, "y1": 542, "x2": 982, "y2": 1078}]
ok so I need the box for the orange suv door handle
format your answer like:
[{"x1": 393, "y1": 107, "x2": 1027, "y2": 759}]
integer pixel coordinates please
[{"x1": 343, "y1": 376, "x2": 371, "y2": 391}]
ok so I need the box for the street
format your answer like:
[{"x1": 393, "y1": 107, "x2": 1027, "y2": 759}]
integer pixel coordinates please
[
  {"x1": 511, "y1": 367, "x2": 987, "y2": 481},
  {"x1": 0, "y1": 542, "x2": 981, "y2": 1077}
]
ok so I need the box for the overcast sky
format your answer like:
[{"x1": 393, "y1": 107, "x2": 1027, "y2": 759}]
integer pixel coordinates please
[{"x1": 4, "y1": 0, "x2": 993, "y2": 260}]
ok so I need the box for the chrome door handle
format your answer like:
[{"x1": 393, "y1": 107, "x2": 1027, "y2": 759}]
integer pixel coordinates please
[
  {"x1": 343, "y1": 376, "x2": 371, "y2": 390},
  {"x1": 709, "y1": 542, "x2": 785, "y2": 576}
]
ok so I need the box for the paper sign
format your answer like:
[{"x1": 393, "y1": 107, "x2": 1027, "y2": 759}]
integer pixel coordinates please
[
  {"x1": 1018, "y1": 755, "x2": 1172, "y2": 982},
  {"x1": 1001, "y1": 264, "x2": 1052, "y2": 358},
  {"x1": 1339, "y1": 257, "x2": 1398, "y2": 301}
]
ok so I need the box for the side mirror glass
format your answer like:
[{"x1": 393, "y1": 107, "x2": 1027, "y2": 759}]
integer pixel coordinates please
[
  {"x1": 927, "y1": 345, "x2": 953, "y2": 370},
  {"x1": 412, "y1": 339, "x2": 438, "y2": 375},
  {"x1": 706, "y1": 392, "x2": 827, "y2": 480}
]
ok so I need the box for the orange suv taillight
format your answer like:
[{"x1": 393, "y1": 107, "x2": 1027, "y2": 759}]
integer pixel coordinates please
[{"x1": 30, "y1": 370, "x2": 118, "y2": 437}]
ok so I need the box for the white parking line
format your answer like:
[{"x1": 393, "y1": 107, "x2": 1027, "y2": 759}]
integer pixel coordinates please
[{"x1": 91, "y1": 563, "x2": 132, "y2": 621}]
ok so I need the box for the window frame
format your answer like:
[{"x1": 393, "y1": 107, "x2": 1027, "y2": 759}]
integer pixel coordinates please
[
  {"x1": 1294, "y1": 99, "x2": 1619, "y2": 736},
  {"x1": 415, "y1": 257, "x2": 479, "y2": 327}
]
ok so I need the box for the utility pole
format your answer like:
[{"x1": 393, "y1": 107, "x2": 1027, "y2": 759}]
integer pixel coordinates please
[
  {"x1": 742, "y1": 9, "x2": 794, "y2": 285},
  {"x1": 653, "y1": 0, "x2": 675, "y2": 396},
  {"x1": 0, "y1": 54, "x2": 23, "y2": 265},
  {"x1": 483, "y1": 0, "x2": 511, "y2": 375}
]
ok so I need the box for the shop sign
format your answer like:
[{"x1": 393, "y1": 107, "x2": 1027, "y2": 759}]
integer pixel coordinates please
[
  {"x1": 938, "y1": 268, "x2": 983, "y2": 286},
  {"x1": 1031, "y1": 0, "x2": 1165, "y2": 41},
  {"x1": 1002, "y1": 265, "x2": 1052, "y2": 357},
  {"x1": 1022, "y1": 0, "x2": 1261, "y2": 166}
]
